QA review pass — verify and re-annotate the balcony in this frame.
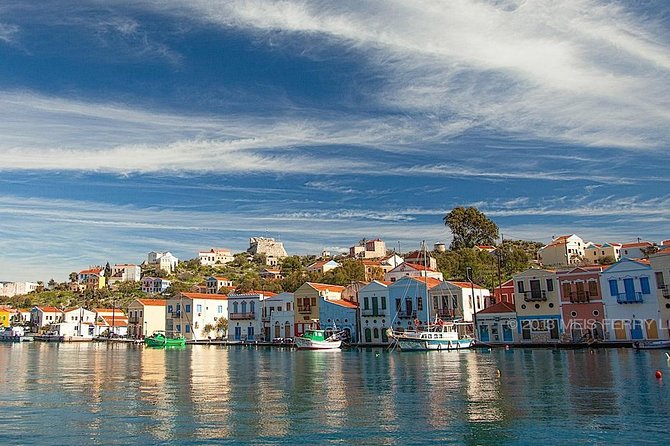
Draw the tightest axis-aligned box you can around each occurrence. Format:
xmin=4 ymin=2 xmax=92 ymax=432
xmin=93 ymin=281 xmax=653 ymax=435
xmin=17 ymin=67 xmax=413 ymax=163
xmin=660 ymin=285 xmax=670 ymax=299
xmin=229 ymin=312 xmax=255 ymax=320
xmin=128 ymin=317 xmax=140 ymax=324
xmin=170 ymin=311 xmax=181 ymax=318
xmin=435 ymin=308 xmax=454 ymax=318
xmin=616 ymin=292 xmax=643 ymax=304
xmin=361 ymin=308 xmax=384 ymax=317
xmin=568 ymin=292 xmax=592 ymax=303
xmin=397 ymin=311 xmax=417 ymax=319
xmin=297 ymin=306 xmax=312 ymax=314
xmin=522 ymin=291 xmax=547 ymax=302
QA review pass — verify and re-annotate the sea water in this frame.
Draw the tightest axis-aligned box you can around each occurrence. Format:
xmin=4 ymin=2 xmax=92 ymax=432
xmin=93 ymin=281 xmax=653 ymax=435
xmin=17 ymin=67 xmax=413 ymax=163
xmin=1 ymin=343 xmax=669 ymax=445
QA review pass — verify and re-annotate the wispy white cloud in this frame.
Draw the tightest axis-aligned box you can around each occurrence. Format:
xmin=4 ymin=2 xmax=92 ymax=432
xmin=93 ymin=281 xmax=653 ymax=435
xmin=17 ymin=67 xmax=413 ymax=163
xmin=142 ymin=0 xmax=670 ymax=149
xmin=0 ymin=22 xmax=19 ymax=43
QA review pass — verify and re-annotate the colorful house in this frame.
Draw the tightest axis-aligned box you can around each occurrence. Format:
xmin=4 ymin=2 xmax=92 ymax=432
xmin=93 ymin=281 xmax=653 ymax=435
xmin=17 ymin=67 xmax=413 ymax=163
xmin=206 ymin=276 xmax=234 ymax=294
xmin=388 ymin=276 xmax=442 ymax=331
xmin=650 ymin=248 xmax=670 ymax=336
xmin=558 ymin=266 xmax=607 ymax=341
xmin=30 ymin=306 xmax=64 ymax=328
xmin=141 ymin=277 xmax=171 ymax=294
xmin=537 ymin=234 xmax=585 ymax=266
xmin=0 ymin=307 xmax=10 ymax=327
xmin=513 ymin=268 xmax=563 ymax=343
xmin=429 ymin=280 xmax=490 ymax=324
xmin=227 ymin=291 xmax=276 ymax=342
xmin=492 ymin=278 xmax=515 ymax=305
xmin=319 ymin=297 xmax=359 ymax=342
xmin=358 ymin=280 xmax=391 ymax=345
xmin=384 ymin=262 xmax=444 ymax=282
xmin=264 ymin=292 xmax=294 ymax=341
xmin=127 ymin=298 xmax=167 ymax=339
xmin=293 ymin=282 xmax=345 ymax=337
xmin=601 ymin=258 xmax=662 ymax=341
xmin=475 ymin=302 xmax=518 ymax=344
xmin=166 ymin=292 xmax=229 ymax=341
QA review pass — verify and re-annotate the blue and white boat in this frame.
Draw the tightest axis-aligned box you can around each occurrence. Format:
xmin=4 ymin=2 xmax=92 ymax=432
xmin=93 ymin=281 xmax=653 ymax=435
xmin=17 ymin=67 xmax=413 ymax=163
xmin=389 ymin=322 xmax=474 ymax=351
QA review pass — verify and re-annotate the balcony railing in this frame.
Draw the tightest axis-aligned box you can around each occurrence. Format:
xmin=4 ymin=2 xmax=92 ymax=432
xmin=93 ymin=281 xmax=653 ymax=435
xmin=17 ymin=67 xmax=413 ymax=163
xmin=397 ymin=311 xmax=417 ymax=319
xmin=297 ymin=306 xmax=312 ymax=314
xmin=361 ymin=308 xmax=384 ymax=317
xmin=616 ymin=292 xmax=643 ymax=304
xmin=128 ymin=317 xmax=140 ymax=324
xmin=568 ymin=292 xmax=592 ymax=303
xmin=522 ymin=291 xmax=547 ymax=302
xmin=229 ymin=312 xmax=255 ymax=320
xmin=660 ymin=285 xmax=670 ymax=298
xmin=435 ymin=308 xmax=454 ymax=318
xmin=170 ymin=311 xmax=181 ymax=318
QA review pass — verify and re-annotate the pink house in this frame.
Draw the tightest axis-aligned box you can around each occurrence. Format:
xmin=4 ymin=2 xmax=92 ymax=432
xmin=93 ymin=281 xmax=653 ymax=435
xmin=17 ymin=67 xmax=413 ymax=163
xmin=493 ymin=278 xmax=515 ymax=305
xmin=558 ymin=266 xmax=607 ymax=341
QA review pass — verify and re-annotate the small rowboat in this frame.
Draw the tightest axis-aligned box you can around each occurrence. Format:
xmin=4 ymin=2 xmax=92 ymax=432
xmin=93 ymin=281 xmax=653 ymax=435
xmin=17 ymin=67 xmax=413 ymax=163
xmin=633 ymin=340 xmax=670 ymax=350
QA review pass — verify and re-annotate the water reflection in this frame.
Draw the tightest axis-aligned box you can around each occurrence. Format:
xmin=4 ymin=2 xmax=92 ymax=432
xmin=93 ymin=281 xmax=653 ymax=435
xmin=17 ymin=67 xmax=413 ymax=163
xmin=1 ymin=344 xmax=670 ymax=445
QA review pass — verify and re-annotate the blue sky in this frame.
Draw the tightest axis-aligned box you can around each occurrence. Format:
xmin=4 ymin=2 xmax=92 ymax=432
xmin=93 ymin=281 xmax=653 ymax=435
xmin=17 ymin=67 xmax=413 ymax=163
xmin=1 ymin=0 xmax=669 ymax=282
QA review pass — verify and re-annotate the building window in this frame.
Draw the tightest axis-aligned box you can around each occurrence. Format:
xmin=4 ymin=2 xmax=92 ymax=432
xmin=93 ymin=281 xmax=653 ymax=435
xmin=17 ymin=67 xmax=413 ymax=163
xmin=217 ymin=305 xmax=223 ymax=313
xmin=168 ymin=305 xmax=173 ymax=313
xmin=373 ymin=328 xmax=379 ymax=339
xmin=640 ymin=277 xmax=651 ymax=295
xmin=176 ymin=324 xmax=181 ymax=332
xmin=250 ymin=301 xmax=255 ymax=313
xmin=363 ymin=297 xmax=370 ymax=310
xmin=233 ymin=302 xmax=239 ymax=313
xmin=546 ymin=279 xmax=554 ymax=292
xmin=656 ymin=272 xmax=665 ymax=289
xmin=381 ymin=297 xmax=386 ymax=310
xmin=608 ymin=280 xmax=619 ymax=297
xmin=186 ymin=325 xmax=191 ymax=333
xmin=196 ymin=304 xmax=202 ymax=312
xmin=588 ymin=281 xmax=598 ymax=298
xmin=417 ymin=297 xmax=423 ymax=311
xmin=185 ymin=304 xmax=191 ymax=313
xmin=517 ymin=281 xmax=525 ymax=293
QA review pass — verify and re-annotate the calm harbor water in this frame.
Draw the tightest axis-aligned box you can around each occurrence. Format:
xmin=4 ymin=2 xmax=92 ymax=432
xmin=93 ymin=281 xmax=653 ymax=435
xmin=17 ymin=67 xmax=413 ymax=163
xmin=1 ymin=343 xmax=669 ymax=445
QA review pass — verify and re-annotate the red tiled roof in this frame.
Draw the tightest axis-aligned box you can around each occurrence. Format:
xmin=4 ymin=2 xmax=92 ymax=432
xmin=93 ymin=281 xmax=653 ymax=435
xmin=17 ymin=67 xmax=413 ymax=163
xmin=79 ymin=268 xmax=103 ymax=274
xmin=621 ymin=242 xmax=652 ymax=248
xmin=36 ymin=306 xmax=62 ymax=313
xmin=181 ymin=292 xmax=228 ymax=300
xmin=407 ymin=276 xmax=442 ymax=289
xmin=403 ymin=262 xmax=437 ymax=272
xmin=447 ymin=281 xmax=488 ymax=290
xmin=100 ymin=315 xmax=128 ymax=327
xmin=137 ymin=298 xmax=167 ymax=306
xmin=307 ymin=282 xmax=346 ymax=293
xmin=477 ymin=302 xmax=515 ymax=314
xmin=328 ymin=299 xmax=358 ymax=309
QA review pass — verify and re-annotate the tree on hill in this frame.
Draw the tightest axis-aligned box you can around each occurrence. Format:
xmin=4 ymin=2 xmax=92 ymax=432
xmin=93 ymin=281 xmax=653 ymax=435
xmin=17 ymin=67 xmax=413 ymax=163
xmin=443 ymin=206 xmax=499 ymax=250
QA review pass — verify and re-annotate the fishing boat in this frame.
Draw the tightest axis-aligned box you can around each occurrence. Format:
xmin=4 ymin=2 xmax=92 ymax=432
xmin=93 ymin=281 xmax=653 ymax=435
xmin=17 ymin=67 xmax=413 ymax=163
xmin=144 ymin=331 xmax=186 ymax=347
xmin=295 ymin=329 xmax=343 ymax=350
xmin=633 ymin=340 xmax=670 ymax=350
xmin=0 ymin=326 xmax=33 ymax=342
xmin=389 ymin=322 xmax=474 ymax=351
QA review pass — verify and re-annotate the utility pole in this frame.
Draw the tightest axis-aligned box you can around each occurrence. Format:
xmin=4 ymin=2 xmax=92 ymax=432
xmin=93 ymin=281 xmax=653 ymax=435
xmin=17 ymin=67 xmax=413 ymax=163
xmin=467 ymin=266 xmax=478 ymax=340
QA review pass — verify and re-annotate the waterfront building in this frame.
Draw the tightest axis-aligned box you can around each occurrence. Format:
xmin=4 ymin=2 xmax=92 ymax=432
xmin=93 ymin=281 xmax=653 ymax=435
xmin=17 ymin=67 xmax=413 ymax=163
xmin=492 ymin=278 xmax=515 ymax=305
xmin=557 ymin=266 xmax=607 ymax=341
xmin=584 ymin=242 xmax=621 ymax=264
xmin=127 ymin=298 xmax=167 ymax=338
xmin=147 ymin=251 xmax=179 ymax=274
xmin=319 ymin=296 xmax=359 ymax=342
xmin=307 ymin=259 xmax=341 ymax=274
xmin=198 ymin=248 xmax=234 ymax=266
xmin=650 ymin=248 xmax=670 ymax=336
xmin=94 ymin=308 xmax=128 ymax=337
xmin=475 ymin=302 xmax=518 ymax=344
xmin=388 ymin=276 xmax=442 ymax=331
xmin=141 ymin=277 xmax=171 ymax=294
xmin=384 ymin=262 xmax=444 ymax=282
xmin=341 ymin=281 xmax=367 ymax=304
xmin=601 ymin=258 xmax=662 ymax=341
xmin=513 ymin=268 xmax=563 ymax=343
xmin=227 ymin=291 xmax=276 ymax=342
xmin=264 ymin=292 xmax=294 ymax=341
xmin=358 ymin=280 xmax=391 ymax=345
xmin=537 ymin=234 xmax=586 ymax=266
xmin=620 ymin=241 xmax=654 ymax=259
xmin=10 ymin=308 xmax=31 ymax=325
xmin=349 ymin=238 xmax=386 ymax=259
xmin=166 ymin=292 xmax=229 ymax=341
xmin=428 ymin=280 xmax=489 ymax=325
xmin=30 ymin=306 xmax=64 ymax=328
xmin=62 ymin=307 xmax=97 ymax=326
xmin=206 ymin=276 xmax=234 ymax=294
xmin=0 ymin=307 xmax=9 ymax=327
xmin=293 ymin=282 xmax=345 ymax=337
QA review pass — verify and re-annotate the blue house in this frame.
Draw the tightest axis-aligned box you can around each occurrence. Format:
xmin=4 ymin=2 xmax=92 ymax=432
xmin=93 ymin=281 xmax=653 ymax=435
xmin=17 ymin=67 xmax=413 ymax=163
xmin=388 ymin=276 xmax=442 ymax=331
xmin=319 ymin=297 xmax=359 ymax=342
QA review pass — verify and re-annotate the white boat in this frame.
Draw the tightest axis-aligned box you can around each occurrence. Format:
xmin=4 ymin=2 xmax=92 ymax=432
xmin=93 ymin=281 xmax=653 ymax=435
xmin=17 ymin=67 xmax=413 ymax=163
xmin=295 ymin=329 xmax=342 ymax=350
xmin=633 ymin=340 xmax=670 ymax=350
xmin=389 ymin=322 xmax=474 ymax=351
xmin=0 ymin=326 xmax=33 ymax=342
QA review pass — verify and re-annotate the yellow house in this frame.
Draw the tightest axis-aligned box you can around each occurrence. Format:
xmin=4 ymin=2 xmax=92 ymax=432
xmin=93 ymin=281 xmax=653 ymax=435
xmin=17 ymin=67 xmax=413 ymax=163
xmin=293 ymin=282 xmax=345 ymax=337
xmin=0 ymin=308 xmax=10 ymax=327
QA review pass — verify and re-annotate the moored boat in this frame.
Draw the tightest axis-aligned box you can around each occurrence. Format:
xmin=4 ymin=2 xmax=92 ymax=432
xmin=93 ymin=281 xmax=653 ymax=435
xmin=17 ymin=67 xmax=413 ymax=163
xmin=295 ymin=329 xmax=342 ymax=350
xmin=144 ymin=331 xmax=186 ymax=347
xmin=633 ymin=340 xmax=670 ymax=350
xmin=0 ymin=326 xmax=33 ymax=342
xmin=389 ymin=322 xmax=474 ymax=351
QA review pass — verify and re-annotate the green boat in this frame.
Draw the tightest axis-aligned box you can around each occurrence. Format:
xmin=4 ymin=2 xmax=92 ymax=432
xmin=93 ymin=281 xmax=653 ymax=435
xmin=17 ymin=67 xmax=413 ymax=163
xmin=144 ymin=331 xmax=186 ymax=347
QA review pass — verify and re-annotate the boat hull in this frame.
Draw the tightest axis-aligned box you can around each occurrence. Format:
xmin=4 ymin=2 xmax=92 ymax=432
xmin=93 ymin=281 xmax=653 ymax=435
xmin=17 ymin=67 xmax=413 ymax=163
xmin=397 ymin=337 xmax=474 ymax=351
xmin=294 ymin=337 xmax=341 ymax=350
xmin=144 ymin=336 xmax=186 ymax=347
xmin=634 ymin=340 xmax=670 ymax=350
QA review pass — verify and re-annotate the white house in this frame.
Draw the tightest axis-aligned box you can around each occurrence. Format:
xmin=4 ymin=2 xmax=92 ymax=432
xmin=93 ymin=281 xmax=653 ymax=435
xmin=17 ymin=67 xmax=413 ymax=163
xmin=127 ymin=298 xmax=167 ymax=339
xmin=264 ymin=292 xmax=294 ymax=341
xmin=110 ymin=264 xmax=142 ymax=282
xmin=349 ymin=238 xmax=386 ymax=259
xmin=600 ymin=258 xmax=662 ymax=341
xmin=358 ymin=280 xmax=391 ymax=345
xmin=475 ymin=302 xmax=518 ymax=344
xmin=384 ymin=262 xmax=444 ymax=282
xmin=94 ymin=308 xmax=128 ymax=337
xmin=166 ymin=292 xmax=228 ymax=341
xmin=307 ymin=259 xmax=341 ymax=274
xmin=0 ymin=281 xmax=38 ymax=297
xmin=147 ymin=251 xmax=179 ymax=274
xmin=198 ymin=248 xmax=234 ymax=266
xmin=227 ymin=291 xmax=276 ymax=342
xmin=650 ymin=248 xmax=670 ymax=337
xmin=30 ymin=306 xmax=63 ymax=328
xmin=429 ymin=281 xmax=490 ymax=323
xmin=141 ymin=277 xmax=171 ymax=294
xmin=537 ymin=234 xmax=586 ymax=266
xmin=62 ymin=307 xmax=96 ymax=325
xmin=206 ymin=276 xmax=234 ymax=294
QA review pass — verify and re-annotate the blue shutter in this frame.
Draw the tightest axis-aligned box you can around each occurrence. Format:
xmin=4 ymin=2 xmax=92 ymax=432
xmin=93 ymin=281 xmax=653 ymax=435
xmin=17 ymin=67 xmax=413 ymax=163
xmin=609 ymin=280 xmax=619 ymax=297
xmin=640 ymin=277 xmax=651 ymax=295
